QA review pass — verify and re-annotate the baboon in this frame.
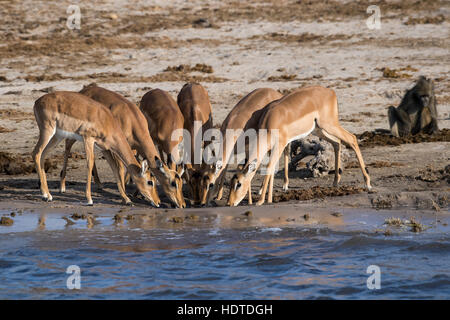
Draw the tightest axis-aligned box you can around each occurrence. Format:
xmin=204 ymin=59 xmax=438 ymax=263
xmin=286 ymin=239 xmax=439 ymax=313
xmin=388 ymin=76 xmax=438 ymax=137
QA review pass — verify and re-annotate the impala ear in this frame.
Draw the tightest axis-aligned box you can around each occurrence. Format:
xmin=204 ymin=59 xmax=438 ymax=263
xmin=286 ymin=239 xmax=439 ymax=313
xmin=185 ymin=166 xmax=193 ymax=178
xmin=155 ymin=157 xmax=165 ymax=173
xmin=244 ymin=159 xmax=257 ymax=177
xmin=214 ymin=160 xmax=223 ymax=174
xmin=140 ymin=160 xmax=149 ymax=177
xmin=167 ymin=155 xmax=173 ymax=168
xmin=177 ymin=164 xmax=184 ymax=177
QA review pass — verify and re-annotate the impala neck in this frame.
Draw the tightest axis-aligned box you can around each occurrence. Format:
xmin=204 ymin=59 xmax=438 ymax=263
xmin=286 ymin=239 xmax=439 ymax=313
xmin=137 ymin=133 xmax=160 ymax=169
xmin=110 ymin=134 xmax=141 ymax=174
xmin=213 ymin=131 xmax=237 ymax=179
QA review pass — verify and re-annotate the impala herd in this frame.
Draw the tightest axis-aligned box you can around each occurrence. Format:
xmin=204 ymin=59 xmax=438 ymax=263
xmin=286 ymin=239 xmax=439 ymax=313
xmin=32 ymin=83 xmax=371 ymax=208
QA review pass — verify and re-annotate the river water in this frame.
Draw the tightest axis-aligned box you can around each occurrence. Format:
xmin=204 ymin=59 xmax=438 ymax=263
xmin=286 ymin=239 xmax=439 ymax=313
xmin=0 ymin=211 xmax=449 ymax=299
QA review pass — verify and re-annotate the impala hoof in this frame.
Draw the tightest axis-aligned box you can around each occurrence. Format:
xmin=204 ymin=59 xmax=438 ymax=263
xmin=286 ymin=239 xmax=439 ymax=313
xmin=86 ymin=200 xmax=94 ymax=206
xmin=126 ymin=201 xmax=134 ymax=207
xmin=42 ymin=193 xmax=53 ymax=202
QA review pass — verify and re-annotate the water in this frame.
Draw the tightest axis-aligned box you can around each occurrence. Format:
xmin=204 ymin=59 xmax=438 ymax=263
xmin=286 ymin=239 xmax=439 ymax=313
xmin=0 ymin=212 xmax=449 ymax=299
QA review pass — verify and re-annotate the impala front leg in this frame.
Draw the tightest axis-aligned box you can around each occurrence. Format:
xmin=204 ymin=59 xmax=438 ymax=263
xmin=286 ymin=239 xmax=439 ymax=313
xmin=60 ymin=139 xmax=76 ymax=193
xmin=256 ymin=141 xmax=285 ymax=206
xmin=256 ymin=175 xmax=270 ymax=206
xmin=84 ymin=138 xmax=95 ymax=206
xmin=268 ymin=174 xmax=274 ymax=203
xmin=283 ymin=144 xmax=289 ymax=192
xmin=92 ymin=162 xmax=103 ymax=189
xmin=248 ymin=180 xmax=252 ymax=205
xmin=102 ymin=151 xmax=132 ymax=205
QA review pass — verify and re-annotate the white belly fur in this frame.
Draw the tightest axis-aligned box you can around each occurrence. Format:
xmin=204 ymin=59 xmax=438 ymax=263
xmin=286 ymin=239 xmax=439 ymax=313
xmin=55 ymin=128 xmax=83 ymax=141
xmin=287 ymin=122 xmax=315 ymax=144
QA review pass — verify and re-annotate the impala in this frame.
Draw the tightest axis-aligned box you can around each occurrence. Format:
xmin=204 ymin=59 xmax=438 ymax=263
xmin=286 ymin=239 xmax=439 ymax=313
xmin=177 ymin=83 xmax=213 ymax=205
xmin=32 ymin=91 xmax=157 ymax=206
xmin=59 ymin=84 xmax=185 ymax=207
xmin=227 ymin=86 xmax=372 ymax=206
xmin=140 ymin=88 xmax=186 ymax=208
xmin=199 ymin=88 xmax=283 ymax=206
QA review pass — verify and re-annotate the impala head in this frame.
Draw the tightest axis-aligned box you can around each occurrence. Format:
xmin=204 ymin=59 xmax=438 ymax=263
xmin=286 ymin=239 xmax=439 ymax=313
xmin=199 ymin=160 xmax=222 ymax=206
xmin=154 ymin=156 xmax=186 ymax=208
xmin=227 ymin=159 xmax=257 ymax=206
xmin=145 ymin=170 xmax=159 ymax=205
xmin=132 ymin=160 xmax=161 ymax=207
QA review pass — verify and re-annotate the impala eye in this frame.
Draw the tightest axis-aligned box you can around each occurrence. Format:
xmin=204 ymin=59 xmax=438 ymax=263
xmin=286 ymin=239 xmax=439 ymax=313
xmin=147 ymin=180 xmax=153 ymax=186
xmin=237 ymin=182 xmax=242 ymax=189
xmin=171 ymin=181 xmax=177 ymax=188
xmin=209 ymin=183 xmax=214 ymax=189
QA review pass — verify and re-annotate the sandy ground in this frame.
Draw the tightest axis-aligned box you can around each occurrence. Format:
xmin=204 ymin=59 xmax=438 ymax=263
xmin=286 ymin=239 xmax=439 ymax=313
xmin=0 ymin=0 xmax=449 ymax=230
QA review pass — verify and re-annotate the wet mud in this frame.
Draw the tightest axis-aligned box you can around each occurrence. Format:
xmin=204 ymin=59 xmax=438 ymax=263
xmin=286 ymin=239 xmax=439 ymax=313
xmin=357 ymin=129 xmax=450 ymax=148
xmin=0 ymin=151 xmax=58 ymax=175
xmin=272 ymin=185 xmax=365 ymax=203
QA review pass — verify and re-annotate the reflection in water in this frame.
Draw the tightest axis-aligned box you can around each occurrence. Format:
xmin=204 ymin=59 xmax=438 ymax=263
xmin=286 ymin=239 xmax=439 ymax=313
xmin=37 ymin=213 xmax=46 ymax=231
xmin=0 ymin=225 xmax=449 ymax=299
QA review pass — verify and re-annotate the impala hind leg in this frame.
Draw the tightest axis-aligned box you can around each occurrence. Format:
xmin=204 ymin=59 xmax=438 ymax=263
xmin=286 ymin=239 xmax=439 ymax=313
xmin=32 ymin=128 xmax=57 ymax=201
xmin=321 ymin=125 xmax=371 ymax=190
xmin=316 ymin=129 xmax=342 ymax=187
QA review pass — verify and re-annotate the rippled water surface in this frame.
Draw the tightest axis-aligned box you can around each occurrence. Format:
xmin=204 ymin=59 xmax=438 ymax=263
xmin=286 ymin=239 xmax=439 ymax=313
xmin=0 ymin=213 xmax=449 ymax=299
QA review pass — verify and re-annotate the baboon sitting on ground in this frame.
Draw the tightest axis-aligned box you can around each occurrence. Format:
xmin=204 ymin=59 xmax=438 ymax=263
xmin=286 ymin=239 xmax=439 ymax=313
xmin=388 ymin=76 xmax=438 ymax=137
